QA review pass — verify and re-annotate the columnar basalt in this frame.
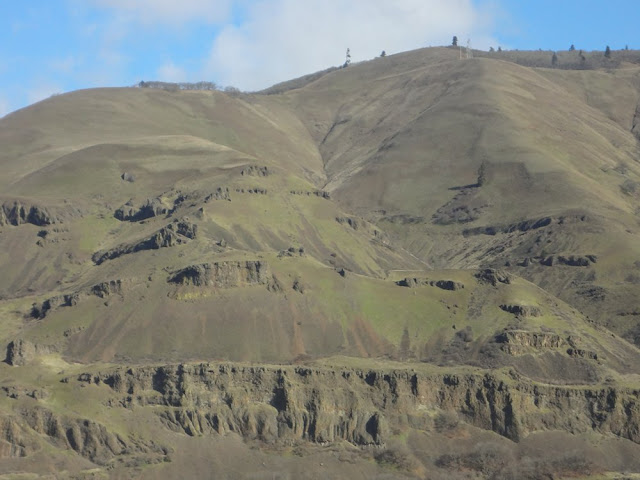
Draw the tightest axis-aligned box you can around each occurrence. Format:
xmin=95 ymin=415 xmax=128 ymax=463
xmin=89 ymin=363 xmax=640 ymax=446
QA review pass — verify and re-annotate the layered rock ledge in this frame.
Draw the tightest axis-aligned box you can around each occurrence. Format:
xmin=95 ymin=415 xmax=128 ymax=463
xmin=78 ymin=363 xmax=640 ymax=446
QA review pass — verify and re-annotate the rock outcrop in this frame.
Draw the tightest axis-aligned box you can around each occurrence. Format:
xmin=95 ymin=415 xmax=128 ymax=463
xmin=499 ymin=304 xmax=542 ymax=317
xmin=5 ymin=340 xmax=59 ymax=366
xmin=462 ymin=214 xmax=589 ymax=237
xmin=31 ymin=293 xmax=80 ymax=319
xmin=515 ymin=254 xmax=597 ymax=268
xmin=567 ymin=348 xmax=598 ymax=360
xmin=475 ymin=269 xmax=511 ymax=286
xmin=114 ymin=198 xmax=170 ymax=222
xmin=90 ymin=363 xmax=640 ymax=446
xmin=540 ymin=255 xmax=597 ymax=267
xmin=31 ymin=279 xmax=130 ymax=320
xmin=432 ymin=187 xmax=489 ymax=225
xmin=0 ymin=201 xmax=57 ymax=226
xmin=494 ymin=330 xmax=565 ymax=355
xmin=396 ymin=278 xmax=464 ymax=291
xmin=93 ymin=220 xmax=197 ymax=265
xmin=168 ymin=261 xmax=271 ymax=288
xmin=115 ymin=189 xmax=231 ymax=221
xmin=235 ymin=187 xmax=267 ymax=195
xmin=0 ymin=416 xmax=35 ymax=458
xmin=382 ymin=214 xmax=425 ymax=225
xmin=22 ymin=407 xmax=131 ymax=464
xmin=1 ymin=385 xmax=47 ymax=401
xmin=289 ymin=190 xmax=331 ymax=199
xmin=90 ymin=279 xmax=125 ymax=298
xmin=292 ymin=276 xmax=306 ymax=294
xmin=0 ymin=405 xmax=166 ymax=465
xmin=241 ymin=165 xmax=270 ymax=177
xmin=278 ymin=246 xmax=305 ymax=258
xmin=463 ymin=217 xmax=552 ymax=236
xmin=203 ymin=187 xmax=231 ymax=202
xmin=336 ymin=216 xmax=360 ymax=230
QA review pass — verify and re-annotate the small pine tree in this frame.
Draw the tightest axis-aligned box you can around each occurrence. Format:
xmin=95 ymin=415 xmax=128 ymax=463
xmin=552 ymin=52 xmax=558 ymax=66
xmin=452 ymin=36 xmax=458 ymax=47
xmin=569 ymin=44 xmax=575 ymax=51
xmin=489 ymin=46 xmax=495 ymax=52
xmin=380 ymin=50 xmax=386 ymax=57
xmin=605 ymin=45 xmax=611 ymax=58
xmin=497 ymin=46 xmax=502 ymax=52
xmin=625 ymin=44 xmax=629 ymax=50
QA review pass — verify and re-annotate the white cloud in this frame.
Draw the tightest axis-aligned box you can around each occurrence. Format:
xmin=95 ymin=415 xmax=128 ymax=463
xmin=205 ymin=0 xmax=499 ymax=91
xmin=157 ymin=61 xmax=187 ymax=82
xmin=92 ymin=0 xmax=233 ymax=25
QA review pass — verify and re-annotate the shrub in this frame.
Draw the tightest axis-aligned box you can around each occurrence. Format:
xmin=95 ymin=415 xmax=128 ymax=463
xmin=621 ymin=179 xmax=638 ymax=195
xmin=434 ymin=411 xmax=459 ymax=432
xmin=375 ymin=442 xmax=422 ymax=472
xmin=435 ymin=442 xmax=514 ymax=477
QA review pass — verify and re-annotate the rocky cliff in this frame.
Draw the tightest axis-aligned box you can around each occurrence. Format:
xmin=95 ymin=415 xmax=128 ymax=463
xmin=0 ymin=201 xmax=57 ymax=226
xmin=82 ymin=362 xmax=640 ymax=446
xmin=92 ymin=220 xmax=198 ymax=265
xmin=5 ymin=340 xmax=59 ymax=366
xmin=168 ymin=261 xmax=272 ymax=288
xmin=0 ymin=405 xmax=167 ymax=464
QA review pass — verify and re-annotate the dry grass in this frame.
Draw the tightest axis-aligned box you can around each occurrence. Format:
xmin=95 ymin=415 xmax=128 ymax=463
xmin=1 ymin=45 xmax=640 ymax=478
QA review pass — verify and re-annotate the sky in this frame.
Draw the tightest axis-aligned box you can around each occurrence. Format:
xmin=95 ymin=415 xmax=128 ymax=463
xmin=0 ymin=0 xmax=637 ymax=117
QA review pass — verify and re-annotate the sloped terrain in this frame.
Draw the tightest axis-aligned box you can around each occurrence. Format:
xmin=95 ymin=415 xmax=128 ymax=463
xmin=1 ymin=46 xmax=640 ymax=478
xmin=282 ymin=47 xmax=640 ymax=342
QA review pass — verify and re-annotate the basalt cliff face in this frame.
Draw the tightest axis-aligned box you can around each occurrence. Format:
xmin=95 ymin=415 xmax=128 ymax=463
xmin=95 ymin=363 xmax=640 ymax=445
xmin=2 ymin=46 xmax=640 ymax=478
xmin=3 ymin=361 xmax=640 ymax=478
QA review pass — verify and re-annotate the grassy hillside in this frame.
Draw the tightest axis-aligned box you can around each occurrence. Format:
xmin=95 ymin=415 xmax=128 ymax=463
xmin=2 ymin=45 xmax=640 ymax=478
xmin=0 ymin=45 xmax=639 ymax=357
xmin=279 ymin=47 xmax=640 ymax=342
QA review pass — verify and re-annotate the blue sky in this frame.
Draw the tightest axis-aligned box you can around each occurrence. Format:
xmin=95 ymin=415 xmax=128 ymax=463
xmin=0 ymin=1 xmax=637 ymax=117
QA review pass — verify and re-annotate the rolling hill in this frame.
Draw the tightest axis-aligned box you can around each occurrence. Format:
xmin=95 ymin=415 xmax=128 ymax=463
xmin=2 ymin=46 xmax=640 ymax=478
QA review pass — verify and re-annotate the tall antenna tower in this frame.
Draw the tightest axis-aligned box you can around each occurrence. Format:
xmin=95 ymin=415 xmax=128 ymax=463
xmin=343 ymin=48 xmax=351 ymax=68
